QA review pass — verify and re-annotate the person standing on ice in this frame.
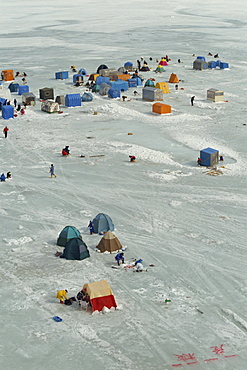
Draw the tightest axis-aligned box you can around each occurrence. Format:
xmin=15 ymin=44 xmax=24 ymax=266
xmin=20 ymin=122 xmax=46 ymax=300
xmin=191 ymin=96 xmax=195 ymax=106
xmin=49 ymin=164 xmax=56 ymax=178
xmin=3 ymin=126 xmax=9 ymax=138
xmin=88 ymin=220 xmax=94 ymax=235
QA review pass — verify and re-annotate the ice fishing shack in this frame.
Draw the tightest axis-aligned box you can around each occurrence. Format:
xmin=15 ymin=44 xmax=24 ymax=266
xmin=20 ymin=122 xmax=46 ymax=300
xmin=199 ymin=147 xmax=219 ymax=166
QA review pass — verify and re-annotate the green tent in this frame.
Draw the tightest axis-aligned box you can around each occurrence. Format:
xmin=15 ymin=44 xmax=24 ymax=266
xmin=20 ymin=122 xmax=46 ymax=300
xmin=60 ymin=237 xmax=90 ymax=260
xmin=57 ymin=226 xmax=82 ymax=247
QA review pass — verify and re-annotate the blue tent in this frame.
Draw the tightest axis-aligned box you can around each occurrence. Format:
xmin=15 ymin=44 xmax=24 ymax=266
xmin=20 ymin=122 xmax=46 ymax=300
xmin=78 ymin=68 xmax=87 ymax=75
xmin=57 ymin=226 xmax=82 ymax=247
xmin=2 ymin=105 xmax=14 ymax=120
xmin=92 ymin=213 xmax=114 ymax=234
xmin=110 ymin=80 xmax=128 ymax=92
xmin=81 ymin=92 xmax=93 ymax=102
xmin=96 ymin=76 xmax=110 ymax=85
xmin=128 ymin=79 xmax=137 ymax=88
xmin=131 ymin=75 xmax=142 ymax=86
xmin=18 ymin=85 xmax=29 ymax=95
xmin=8 ymin=83 xmax=19 ymax=92
xmin=65 ymin=93 xmax=81 ymax=107
xmin=108 ymin=88 xmax=120 ymax=99
xmin=73 ymin=74 xmax=84 ymax=84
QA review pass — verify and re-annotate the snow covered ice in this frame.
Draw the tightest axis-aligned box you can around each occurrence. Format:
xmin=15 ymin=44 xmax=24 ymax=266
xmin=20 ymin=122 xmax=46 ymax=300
xmin=0 ymin=1 xmax=246 ymax=369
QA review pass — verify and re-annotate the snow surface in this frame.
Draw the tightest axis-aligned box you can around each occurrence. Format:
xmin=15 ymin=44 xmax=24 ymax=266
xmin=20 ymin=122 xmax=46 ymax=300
xmin=0 ymin=1 xmax=246 ymax=369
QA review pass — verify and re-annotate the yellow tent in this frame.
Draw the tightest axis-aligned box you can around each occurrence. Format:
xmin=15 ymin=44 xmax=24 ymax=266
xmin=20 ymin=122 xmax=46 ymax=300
xmin=155 ymin=82 xmax=170 ymax=93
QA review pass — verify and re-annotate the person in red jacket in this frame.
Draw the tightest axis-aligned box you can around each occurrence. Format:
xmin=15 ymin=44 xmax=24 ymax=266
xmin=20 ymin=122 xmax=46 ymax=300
xmin=3 ymin=126 xmax=9 ymax=138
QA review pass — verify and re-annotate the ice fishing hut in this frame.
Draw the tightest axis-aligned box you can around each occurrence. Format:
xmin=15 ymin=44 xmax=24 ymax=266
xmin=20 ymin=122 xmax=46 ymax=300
xmin=65 ymin=93 xmax=81 ymax=107
xmin=18 ymin=85 xmax=29 ymax=95
xmin=207 ymin=88 xmax=224 ymax=102
xmin=8 ymin=83 xmax=19 ymax=93
xmin=152 ymin=103 xmax=171 ymax=115
xmin=142 ymin=87 xmax=163 ymax=101
xmin=1 ymin=70 xmax=14 ymax=81
xmin=73 ymin=74 xmax=84 ymax=85
xmin=2 ymin=105 xmax=14 ymax=119
xmin=41 ymin=100 xmax=60 ymax=113
xmin=55 ymin=95 xmax=65 ymax=105
xmin=199 ymin=147 xmax=219 ymax=166
xmin=39 ymin=87 xmax=54 ymax=100
xmin=193 ymin=59 xmax=208 ymax=70
xmin=22 ymin=92 xmax=36 ymax=106
xmin=55 ymin=71 xmax=69 ymax=80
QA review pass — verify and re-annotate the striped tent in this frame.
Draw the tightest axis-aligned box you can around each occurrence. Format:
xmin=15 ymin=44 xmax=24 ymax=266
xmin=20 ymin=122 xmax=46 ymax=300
xmin=83 ymin=280 xmax=117 ymax=312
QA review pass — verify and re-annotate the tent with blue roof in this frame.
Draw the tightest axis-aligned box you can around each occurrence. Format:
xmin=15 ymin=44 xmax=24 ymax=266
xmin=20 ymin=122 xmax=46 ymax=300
xmin=81 ymin=92 xmax=93 ymax=101
xmin=92 ymin=213 xmax=114 ymax=234
xmin=57 ymin=226 xmax=82 ymax=247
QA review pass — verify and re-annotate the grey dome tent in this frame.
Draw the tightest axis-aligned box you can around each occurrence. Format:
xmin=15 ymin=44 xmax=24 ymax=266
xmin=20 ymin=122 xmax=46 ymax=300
xmin=92 ymin=213 xmax=114 ymax=234
xmin=60 ymin=237 xmax=90 ymax=260
xmin=57 ymin=226 xmax=82 ymax=247
xmin=81 ymin=92 xmax=93 ymax=101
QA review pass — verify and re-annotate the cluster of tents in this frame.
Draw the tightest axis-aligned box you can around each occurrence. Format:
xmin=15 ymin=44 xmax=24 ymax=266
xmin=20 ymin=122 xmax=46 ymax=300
xmin=56 ymin=213 xmax=121 ymax=312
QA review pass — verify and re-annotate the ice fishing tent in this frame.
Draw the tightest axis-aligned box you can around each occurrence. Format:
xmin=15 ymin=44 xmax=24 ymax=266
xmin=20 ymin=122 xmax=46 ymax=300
xmin=124 ymin=61 xmax=133 ymax=71
xmin=99 ymin=83 xmax=111 ymax=96
xmin=2 ymin=70 xmax=14 ymax=81
xmin=99 ymin=68 xmax=117 ymax=77
xmin=96 ymin=231 xmax=123 ymax=253
xmin=155 ymin=65 xmax=165 ymax=73
xmin=155 ymin=82 xmax=170 ymax=93
xmin=73 ymin=74 xmax=84 ymax=84
xmin=65 ymin=93 xmax=81 ymax=107
xmin=41 ymin=100 xmax=60 ymax=113
xmin=169 ymin=73 xmax=179 ymax=83
xmin=81 ymin=92 xmax=93 ymax=102
xmin=199 ymin=147 xmax=219 ymax=166
xmin=57 ymin=225 xmax=82 ymax=247
xmin=152 ymin=103 xmax=171 ymax=115
xmin=140 ymin=65 xmax=150 ymax=72
xmin=39 ymin=87 xmax=54 ymax=100
xmin=128 ymin=78 xmax=138 ymax=88
xmin=22 ymin=92 xmax=36 ymax=106
xmin=110 ymin=80 xmax=128 ymax=92
xmin=108 ymin=88 xmax=120 ymax=99
xmin=78 ymin=68 xmax=87 ymax=75
xmin=142 ymin=87 xmax=163 ymax=101
xmin=96 ymin=76 xmax=110 ymax=85
xmin=159 ymin=59 xmax=168 ymax=66
xmin=92 ymin=84 xmax=100 ymax=93
xmin=60 ymin=237 xmax=90 ymax=260
xmin=96 ymin=64 xmax=108 ymax=74
xmin=18 ymin=85 xmax=29 ymax=95
xmin=92 ymin=213 xmax=114 ymax=234
xmin=131 ymin=75 xmax=142 ymax=86
xmin=193 ymin=59 xmax=208 ymax=70
xmin=2 ymin=105 xmax=14 ymax=119
xmin=83 ymin=280 xmax=117 ymax=312
xmin=55 ymin=95 xmax=65 ymax=105
xmin=207 ymin=88 xmax=224 ymax=102
xmin=8 ymin=83 xmax=19 ymax=92
xmin=144 ymin=79 xmax=155 ymax=87
xmin=116 ymin=74 xmax=131 ymax=81
xmin=55 ymin=71 xmax=69 ymax=80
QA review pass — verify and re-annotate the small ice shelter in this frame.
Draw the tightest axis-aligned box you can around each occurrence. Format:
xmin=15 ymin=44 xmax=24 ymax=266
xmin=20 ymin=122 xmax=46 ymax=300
xmin=199 ymin=147 xmax=219 ymax=166
xmin=8 ymin=83 xmax=19 ymax=93
xmin=41 ymin=100 xmax=60 ymax=113
xmin=55 ymin=95 xmax=65 ymax=105
xmin=22 ymin=92 xmax=36 ymax=106
xmin=193 ymin=59 xmax=208 ymax=70
xmin=155 ymin=82 xmax=170 ymax=93
xmin=83 ymin=280 xmax=117 ymax=312
xmin=207 ymin=88 xmax=224 ymax=102
xmin=65 ymin=93 xmax=81 ymax=107
xmin=168 ymin=73 xmax=179 ymax=83
xmin=142 ymin=87 xmax=163 ymax=101
xmin=1 ymin=70 xmax=14 ymax=81
xmin=18 ymin=85 xmax=29 ymax=95
xmin=39 ymin=87 xmax=54 ymax=100
xmin=55 ymin=71 xmax=69 ymax=80
xmin=152 ymin=103 xmax=171 ymax=115
xmin=2 ymin=105 xmax=14 ymax=119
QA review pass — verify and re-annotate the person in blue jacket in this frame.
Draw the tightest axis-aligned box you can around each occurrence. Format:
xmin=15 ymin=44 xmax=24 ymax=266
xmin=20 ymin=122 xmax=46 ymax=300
xmin=88 ymin=220 xmax=94 ymax=235
xmin=1 ymin=173 xmax=6 ymax=181
xmin=115 ymin=252 xmax=124 ymax=266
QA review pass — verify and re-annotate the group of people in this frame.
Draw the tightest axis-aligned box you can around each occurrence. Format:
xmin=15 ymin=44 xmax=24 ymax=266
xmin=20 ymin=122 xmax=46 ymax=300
xmin=115 ymin=252 xmax=144 ymax=272
xmin=56 ymin=288 xmax=91 ymax=309
xmin=0 ymin=172 xmax=11 ymax=181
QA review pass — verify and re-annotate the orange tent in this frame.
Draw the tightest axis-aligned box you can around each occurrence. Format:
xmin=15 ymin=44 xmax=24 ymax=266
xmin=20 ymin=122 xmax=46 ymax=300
xmin=169 ymin=73 xmax=179 ymax=83
xmin=2 ymin=70 xmax=14 ymax=81
xmin=83 ymin=280 xmax=117 ymax=312
xmin=152 ymin=103 xmax=171 ymax=114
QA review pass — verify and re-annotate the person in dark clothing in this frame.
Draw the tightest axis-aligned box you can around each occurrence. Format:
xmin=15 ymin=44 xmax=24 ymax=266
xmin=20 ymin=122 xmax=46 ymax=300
xmin=191 ymin=96 xmax=195 ymax=106
xmin=3 ymin=126 xmax=9 ymax=138
xmin=6 ymin=172 xmax=11 ymax=179
xmin=88 ymin=220 xmax=94 ymax=235
xmin=214 ymin=53 xmax=219 ymax=58
xmin=115 ymin=252 xmax=124 ymax=266
xmin=137 ymin=60 xmax=141 ymax=70
xmin=62 ymin=146 xmax=70 ymax=156
xmin=175 ymin=84 xmax=178 ymax=90
xmin=14 ymin=99 xmax=17 ymax=108
xmin=178 ymin=59 xmax=181 ymax=63
xmin=17 ymin=104 xmax=21 ymax=111
xmin=129 ymin=155 xmax=136 ymax=162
